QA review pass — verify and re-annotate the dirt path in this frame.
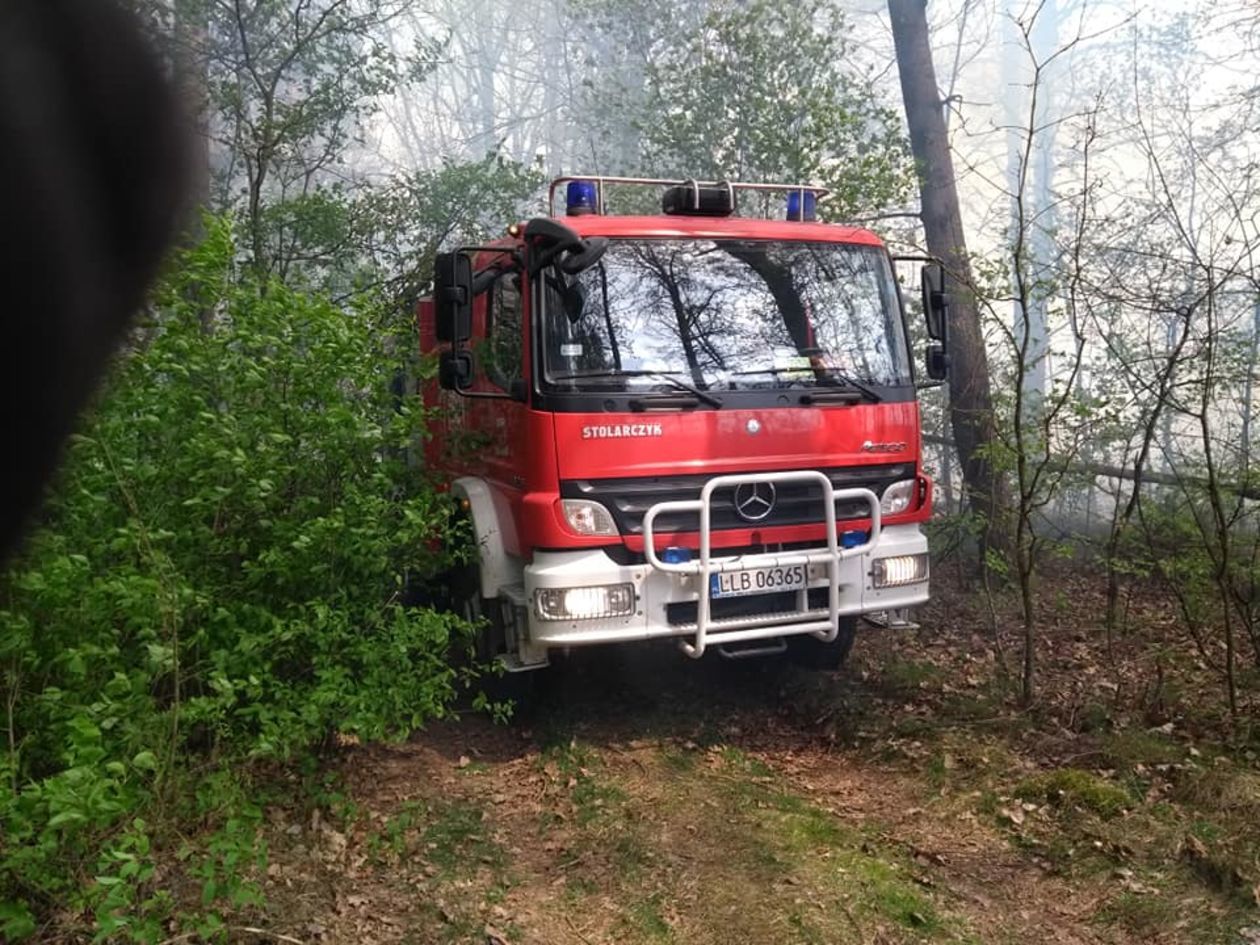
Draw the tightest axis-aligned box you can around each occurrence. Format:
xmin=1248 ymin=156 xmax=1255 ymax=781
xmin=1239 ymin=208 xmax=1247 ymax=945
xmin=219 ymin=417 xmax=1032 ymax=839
xmin=250 ymin=636 xmax=1213 ymax=945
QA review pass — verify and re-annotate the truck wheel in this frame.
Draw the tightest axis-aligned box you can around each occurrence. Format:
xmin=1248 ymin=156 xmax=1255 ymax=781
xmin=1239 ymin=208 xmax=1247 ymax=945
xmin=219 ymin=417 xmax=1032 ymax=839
xmin=788 ymin=617 xmax=857 ymax=670
xmin=452 ymin=564 xmax=537 ymax=709
xmin=453 ymin=565 xmax=499 ymax=661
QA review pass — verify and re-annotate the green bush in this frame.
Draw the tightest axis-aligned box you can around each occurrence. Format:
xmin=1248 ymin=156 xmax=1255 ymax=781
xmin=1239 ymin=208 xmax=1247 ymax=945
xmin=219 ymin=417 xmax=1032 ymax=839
xmin=0 ymin=219 xmax=469 ymax=938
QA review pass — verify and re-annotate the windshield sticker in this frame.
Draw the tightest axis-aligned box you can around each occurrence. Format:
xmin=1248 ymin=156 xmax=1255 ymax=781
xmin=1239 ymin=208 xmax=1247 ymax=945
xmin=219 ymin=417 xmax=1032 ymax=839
xmin=773 ymin=352 xmax=813 ymax=379
xmin=582 ymin=423 xmax=664 ymax=439
xmin=560 ymin=343 xmax=583 ymax=356
xmin=773 ymin=354 xmax=811 ymax=370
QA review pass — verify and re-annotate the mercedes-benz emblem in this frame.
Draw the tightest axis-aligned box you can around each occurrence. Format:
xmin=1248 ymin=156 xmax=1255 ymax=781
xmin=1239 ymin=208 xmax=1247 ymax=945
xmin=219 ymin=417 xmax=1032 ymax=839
xmin=733 ymin=481 xmax=776 ymax=522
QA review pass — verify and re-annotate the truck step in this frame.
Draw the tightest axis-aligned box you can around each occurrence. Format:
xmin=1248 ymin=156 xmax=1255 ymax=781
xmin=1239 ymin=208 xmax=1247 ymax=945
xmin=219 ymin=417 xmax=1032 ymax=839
xmin=862 ymin=609 xmax=920 ymax=631
xmin=499 ymin=652 xmax=549 ymax=673
xmin=500 ymin=583 xmax=528 ymax=607
xmin=495 ymin=584 xmax=548 ymax=671
xmin=715 ymin=638 xmax=788 ymax=660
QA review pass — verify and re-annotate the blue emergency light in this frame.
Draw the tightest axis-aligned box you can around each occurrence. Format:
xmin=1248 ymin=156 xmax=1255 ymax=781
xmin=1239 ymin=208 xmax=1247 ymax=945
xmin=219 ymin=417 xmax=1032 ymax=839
xmin=787 ymin=190 xmax=817 ymax=222
xmin=840 ymin=529 xmax=868 ymax=549
xmin=566 ymin=179 xmax=599 ymax=216
xmin=662 ymin=546 xmax=693 ymax=564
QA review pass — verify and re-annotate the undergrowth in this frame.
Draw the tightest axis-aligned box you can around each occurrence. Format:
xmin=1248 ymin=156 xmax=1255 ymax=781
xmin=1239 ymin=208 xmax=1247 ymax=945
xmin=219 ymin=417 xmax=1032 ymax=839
xmin=0 ymin=222 xmax=472 ymax=940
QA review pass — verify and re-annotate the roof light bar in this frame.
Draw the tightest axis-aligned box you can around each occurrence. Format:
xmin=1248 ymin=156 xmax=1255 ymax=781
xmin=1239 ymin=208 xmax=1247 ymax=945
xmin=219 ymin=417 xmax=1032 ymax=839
xmin=546 ymin=175 xmax=829 ymax=219
xmin=662 ymin=180 xmax=736 ymax=216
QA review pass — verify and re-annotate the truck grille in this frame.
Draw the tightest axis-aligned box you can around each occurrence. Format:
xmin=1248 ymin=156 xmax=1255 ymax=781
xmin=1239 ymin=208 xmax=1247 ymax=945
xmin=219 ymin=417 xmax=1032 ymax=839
xmin=560 ymin=464 xmax=912 ymax=536
xmin=666 ymin=588 xmax=832 ymax=626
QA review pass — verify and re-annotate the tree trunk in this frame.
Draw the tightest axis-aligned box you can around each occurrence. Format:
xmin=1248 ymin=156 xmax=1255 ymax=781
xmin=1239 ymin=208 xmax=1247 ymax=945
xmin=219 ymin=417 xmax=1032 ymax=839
xmin=172 ymin=0 xmax=215 ymax=324
xmin=888 ymin=0 xmax=1004 ymax=551
xmin=1242 ymin=297 xmax=1259 ymax=463
xmin=172 ymin=0 xmax=211 ymax=218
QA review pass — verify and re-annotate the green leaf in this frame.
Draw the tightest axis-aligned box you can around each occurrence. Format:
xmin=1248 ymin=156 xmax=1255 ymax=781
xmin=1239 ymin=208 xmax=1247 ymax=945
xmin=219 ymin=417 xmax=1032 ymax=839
xmin=0 ymin=901 xmax=37 ymax=941
xmin=47 ymin=811 xmax=88 ymax=830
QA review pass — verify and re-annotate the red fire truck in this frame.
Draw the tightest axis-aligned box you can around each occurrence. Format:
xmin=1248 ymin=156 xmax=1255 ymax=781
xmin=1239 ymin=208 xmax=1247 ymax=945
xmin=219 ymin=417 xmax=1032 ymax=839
xmin=419 ymin=176 xmax=948 ymax=674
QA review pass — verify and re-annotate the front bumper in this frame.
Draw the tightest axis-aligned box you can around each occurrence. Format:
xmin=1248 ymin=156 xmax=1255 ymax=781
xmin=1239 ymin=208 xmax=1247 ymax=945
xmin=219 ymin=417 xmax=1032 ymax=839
xmin=522 ymin=471 xmax=928 ymax=659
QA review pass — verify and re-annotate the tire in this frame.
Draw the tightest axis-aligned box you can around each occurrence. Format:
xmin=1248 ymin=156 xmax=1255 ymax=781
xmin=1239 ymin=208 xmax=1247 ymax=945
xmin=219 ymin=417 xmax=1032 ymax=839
xmin=788 ymin=616 xmax=858 ymax=670
xmin=451 ymin=563 xmax=501 ymax=662
xmin=400 ymin=568 xmax=443 ymax=609
xmin=450 ymin=563 xmax=538 ymax=709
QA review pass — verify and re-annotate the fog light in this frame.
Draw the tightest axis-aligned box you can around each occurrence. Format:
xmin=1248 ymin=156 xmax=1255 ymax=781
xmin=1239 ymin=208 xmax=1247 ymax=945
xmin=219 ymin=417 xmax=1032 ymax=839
xmin=872 ymin=553 xmax=928 ymax=588
xmin=536 ymin=583 xmax=635 ymax=620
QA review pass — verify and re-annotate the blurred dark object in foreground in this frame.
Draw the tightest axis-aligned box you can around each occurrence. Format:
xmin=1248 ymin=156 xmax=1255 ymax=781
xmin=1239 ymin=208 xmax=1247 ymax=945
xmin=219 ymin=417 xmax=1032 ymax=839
xmin=0 ymin=0 xmax=190 ymax=561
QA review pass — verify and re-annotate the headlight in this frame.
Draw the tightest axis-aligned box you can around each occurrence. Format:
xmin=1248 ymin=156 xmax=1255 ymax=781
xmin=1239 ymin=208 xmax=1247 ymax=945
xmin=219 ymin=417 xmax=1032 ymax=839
xmin=560 ymin=499 xmax=618 ymax=536
xmin=872 ymin=553 xmax=929 ymax=588
xmin=879 ymin=479 xmax=917 ymax=516
xmin=536 ymin=584 xmax=635 ymax=620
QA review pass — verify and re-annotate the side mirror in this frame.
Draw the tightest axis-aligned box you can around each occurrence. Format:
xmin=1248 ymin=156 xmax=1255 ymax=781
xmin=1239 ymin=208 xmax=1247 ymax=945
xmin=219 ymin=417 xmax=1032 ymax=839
xmin=434 ymin=252 xmax=473 ymax=344
xmin=926 ymin=342 xmax=949 ymax=381
xmin=524 ymin=218 xmax=608 ymax=276
xmin=438 ymin=350 xmax=474 ymax=390
xmin=558 ymin=237 xmax=608 ymax=275
xmin=920 ymin=262 xmax=948 ymax=342
xmin=561 ymin=279 xmax=587 ymax=323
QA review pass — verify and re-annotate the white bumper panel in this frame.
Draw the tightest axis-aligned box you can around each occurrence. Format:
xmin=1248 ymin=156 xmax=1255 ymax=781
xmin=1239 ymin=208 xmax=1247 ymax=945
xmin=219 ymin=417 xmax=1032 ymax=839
xmin=524 ymin=522 xmax=928 ymax=653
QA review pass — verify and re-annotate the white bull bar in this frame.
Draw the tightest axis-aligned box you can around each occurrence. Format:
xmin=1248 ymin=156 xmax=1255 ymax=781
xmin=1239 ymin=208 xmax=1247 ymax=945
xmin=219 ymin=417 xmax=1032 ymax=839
xmin=641 ymin=471 xmax=881 ymax=659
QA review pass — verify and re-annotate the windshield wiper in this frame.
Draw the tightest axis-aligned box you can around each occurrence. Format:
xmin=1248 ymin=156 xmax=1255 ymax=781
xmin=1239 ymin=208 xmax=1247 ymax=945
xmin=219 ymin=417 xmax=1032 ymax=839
xmin=726 ymin=366 xmax=880 ymax=402
xmin=552 ymin=369 xmax=670 ymax=380
xmin=550 ymin=369 xmax=722 ymax=409
xmin=727 ymin=366 xmax=881 ymax=403
xmin=724 ymin=367 xmax=810 ymax=384
xmin=814 ymin=368 xmax=881 ymax=403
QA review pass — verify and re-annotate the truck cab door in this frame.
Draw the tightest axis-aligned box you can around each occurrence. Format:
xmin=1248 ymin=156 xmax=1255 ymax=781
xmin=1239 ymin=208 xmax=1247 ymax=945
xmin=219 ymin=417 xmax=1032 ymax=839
xmin=464 ymin=270 xmax=530 ymax=551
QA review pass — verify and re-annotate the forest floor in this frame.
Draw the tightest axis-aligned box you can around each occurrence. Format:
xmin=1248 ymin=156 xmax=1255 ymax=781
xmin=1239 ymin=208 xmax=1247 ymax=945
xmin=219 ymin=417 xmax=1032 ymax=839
xmin=241 ymin=568 xmax=1259 ymax=945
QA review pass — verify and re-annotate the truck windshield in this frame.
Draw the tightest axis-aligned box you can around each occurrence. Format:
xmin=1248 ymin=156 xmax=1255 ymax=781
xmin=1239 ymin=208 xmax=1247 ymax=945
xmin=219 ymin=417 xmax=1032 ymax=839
xmin=541 ymin=239 xmax=910 ymax=393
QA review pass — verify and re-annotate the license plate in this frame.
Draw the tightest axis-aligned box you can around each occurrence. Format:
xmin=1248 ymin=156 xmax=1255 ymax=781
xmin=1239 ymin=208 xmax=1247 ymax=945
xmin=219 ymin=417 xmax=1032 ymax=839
xmin=710 ymin=564 xmax=808 ymax=599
